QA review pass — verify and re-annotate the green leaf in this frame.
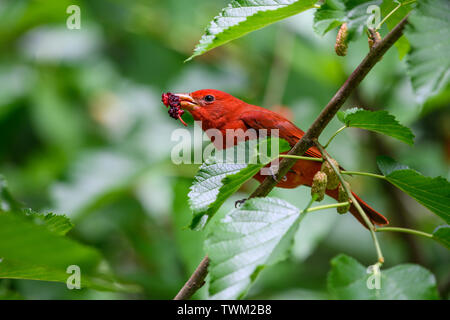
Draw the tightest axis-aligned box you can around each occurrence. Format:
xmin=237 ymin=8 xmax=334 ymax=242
xmin=0 ymin=212 xmax=99 ymax=271
xmin=381 ymin=0 xmax=415 ymax=59
xmin=188 ymin=138 xmax=290 ymax=230
xmin=0 ymin=259 xmax=135 ymax=292
xmin=376 ymin=154 xmax=409 ymax=175
xmin=405 ymin=0 xmax=450 ymax=104
xmin=25 ymin=211 xmax=74 ymax=236
xmin=38 ymin=214 xmax=73 ymax=236
xmin=313 ymin=0 xmax=382 ymax=40
xmin=0 ymin=212 xmax=136 ymax=292
xmin=0 ymin=176 xmax=74 ymax=236
xmin=377 ymin=156 xmax=450 ymax=223
xmin=205 ymin=197 xmax=303 ymax=299
xmin=328 ymin=254 xmax=439 ymax=299
xmin=187 ymin=0 xmax=316 ymax=61
xmin=337 ymin=108 xmax=415 ymax=144
xmin=433 ymin=225 xmax=450 ymax=249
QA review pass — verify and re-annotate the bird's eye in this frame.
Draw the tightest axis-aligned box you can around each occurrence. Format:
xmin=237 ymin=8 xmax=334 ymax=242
xmin=204 ymin=95 xmax=215 ymax=102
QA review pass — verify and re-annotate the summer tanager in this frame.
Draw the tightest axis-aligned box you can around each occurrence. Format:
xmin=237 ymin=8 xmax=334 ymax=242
xmin=169 ymin=89 xmax=388 ymax=227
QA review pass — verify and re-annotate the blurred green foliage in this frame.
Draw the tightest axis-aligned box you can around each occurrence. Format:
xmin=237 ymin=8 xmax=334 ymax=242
xmin=0 ymin=0 xmax=448 ymax=299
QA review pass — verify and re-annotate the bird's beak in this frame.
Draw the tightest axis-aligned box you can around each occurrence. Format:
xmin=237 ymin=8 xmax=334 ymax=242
xmin=173 ymin=93 xmax=198 ymax=111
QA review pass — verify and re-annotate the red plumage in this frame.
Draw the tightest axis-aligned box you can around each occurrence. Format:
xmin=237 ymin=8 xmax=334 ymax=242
xmin=167 ymin=89 xmax=388 ymax=228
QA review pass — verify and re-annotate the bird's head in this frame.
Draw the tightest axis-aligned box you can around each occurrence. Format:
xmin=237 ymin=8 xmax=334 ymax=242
xmin=171 ymin=89 xmax=246 ymax=124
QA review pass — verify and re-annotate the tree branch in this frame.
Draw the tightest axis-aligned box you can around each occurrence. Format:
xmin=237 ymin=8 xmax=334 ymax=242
xmin=173 ymin=16 xmax=409 ymax=300
xmin=249 ymin=16 xmax=409 ymax=198
xmin=173 ymin=255 xmax=209 ymax=300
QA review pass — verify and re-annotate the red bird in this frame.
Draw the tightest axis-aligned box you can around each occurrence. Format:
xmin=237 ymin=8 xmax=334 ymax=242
xmin=168 ymin=89 xmax=388 ymax=228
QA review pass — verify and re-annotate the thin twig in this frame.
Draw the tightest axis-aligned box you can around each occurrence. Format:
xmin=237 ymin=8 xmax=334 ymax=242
xmin=324 ymin=125 xmax=346 ymax=148
xmin=278 ymin=154 xmax=323 ymax=162
xmin=376 ymin=227 xmax=433 ymax=239
xmin=341 ymin=170 xmax=387 ymax=180
xmin=297 ymin=193 xmax=318 ymax=223
xmin=173 ymin=255 xmax=209 ymax=300
xmin=376 ymin=0 xmax=415 ymax=31
xmin=173 ymin=16 xmax=409 ymax=300
xmin=307 ymin=201 xmax=351 ymax=213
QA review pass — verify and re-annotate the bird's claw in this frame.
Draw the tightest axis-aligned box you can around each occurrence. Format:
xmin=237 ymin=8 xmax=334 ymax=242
xmin=235 ymin=198 xmax=247 ymax=208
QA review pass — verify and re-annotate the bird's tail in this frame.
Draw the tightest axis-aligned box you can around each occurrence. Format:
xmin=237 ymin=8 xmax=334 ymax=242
xmin=349 ymin=192 xmax=389 ymax=228
xmin=326 ymin=189 xmax=389 ymax=229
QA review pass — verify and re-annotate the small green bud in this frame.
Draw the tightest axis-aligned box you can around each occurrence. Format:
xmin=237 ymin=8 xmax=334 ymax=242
xmin=311 ymin=171 xmax=327 ymax=202
xmin=337 ymin=182 xmax=351 ymax=214
xmin=321 ymin=159 xmax=340 ymax=190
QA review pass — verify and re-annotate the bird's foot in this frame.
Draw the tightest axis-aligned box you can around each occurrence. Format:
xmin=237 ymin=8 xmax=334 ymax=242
xmin=235 ymin=198 xmax=247 ymax=208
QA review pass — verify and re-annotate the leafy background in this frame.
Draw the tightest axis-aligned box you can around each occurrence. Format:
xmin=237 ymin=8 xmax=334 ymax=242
xmin=0 ymin=0 xmax=449 ymax=299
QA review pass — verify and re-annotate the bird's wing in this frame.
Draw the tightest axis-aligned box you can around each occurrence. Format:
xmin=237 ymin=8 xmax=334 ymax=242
xmin=240 ymin=109 xmax=322 ymax=159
